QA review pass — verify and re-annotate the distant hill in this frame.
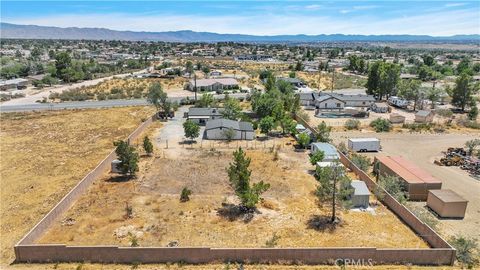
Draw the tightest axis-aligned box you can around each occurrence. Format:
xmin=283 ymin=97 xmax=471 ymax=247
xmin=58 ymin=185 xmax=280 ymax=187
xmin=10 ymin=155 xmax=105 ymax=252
xmin=1 ymin=22 xmax=479 ymax=42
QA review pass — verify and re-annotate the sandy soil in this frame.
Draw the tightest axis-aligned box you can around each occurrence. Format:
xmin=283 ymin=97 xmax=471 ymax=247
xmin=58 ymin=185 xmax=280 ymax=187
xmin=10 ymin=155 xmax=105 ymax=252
xmin=39 ymin=134 xmax=427 ymax=249
xmin=2 ymin=69 xmax=148 ymax=105
xmin=331 ymin=131 xmax=480 ymax=240
xmin=0 ymin=106 xmax=154 ymax=265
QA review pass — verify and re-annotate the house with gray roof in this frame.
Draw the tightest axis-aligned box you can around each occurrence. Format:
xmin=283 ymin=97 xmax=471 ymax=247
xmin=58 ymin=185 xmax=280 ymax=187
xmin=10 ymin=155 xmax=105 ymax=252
xmin=298 ymin=91 xmax=375 ymax=111
xmin=185 ymin=107 xmax=224 ymax=125
xmin=205 ymin=119 xmax=254 ymax=140
xmin=187 ymin=78 xmax=239 ymax=93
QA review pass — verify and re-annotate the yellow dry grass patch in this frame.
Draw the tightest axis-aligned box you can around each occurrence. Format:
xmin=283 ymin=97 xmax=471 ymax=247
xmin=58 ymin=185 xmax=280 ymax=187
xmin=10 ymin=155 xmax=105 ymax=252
xmin=0 ymin=106 xmax=154 ymax=265
xmin=39 ymin=140 xmax=427 ymax=250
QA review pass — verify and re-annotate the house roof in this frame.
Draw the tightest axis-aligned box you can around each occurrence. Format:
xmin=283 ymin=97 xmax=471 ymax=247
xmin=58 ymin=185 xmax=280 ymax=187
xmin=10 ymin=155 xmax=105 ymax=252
xmin=311 ymin=143 xmax=339 ymax=158
xmin=375 ymin=155 xmax=441 ymax=184
xmin=351 ymin=180 xmax=371 ymax=196
xmin=191 ymin=78 xmax=238 ymax=87
xmin=328 ymin=93 xmax=376 ymax=102
xmin=0 ymin=78 xmax=28 ymax=85
xmin=205 ymin=119 xmax=253 ymax=132
xmin=429 ymin=189 xmax=467 ymax=203
xmin=188 ymin=107 xmax=223 ymax=117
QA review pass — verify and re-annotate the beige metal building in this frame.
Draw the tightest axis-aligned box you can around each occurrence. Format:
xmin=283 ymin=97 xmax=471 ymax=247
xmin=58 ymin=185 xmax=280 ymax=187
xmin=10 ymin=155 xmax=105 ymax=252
xmin=427 ymin=189 xmax=468 ymax=218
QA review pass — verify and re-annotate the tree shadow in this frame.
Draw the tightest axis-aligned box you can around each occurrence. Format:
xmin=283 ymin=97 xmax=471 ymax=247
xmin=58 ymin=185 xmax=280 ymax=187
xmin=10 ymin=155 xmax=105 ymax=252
xmin=105 ymin=175 xmax=133 ymax=183
xmin=306 ymin=214 xmax=343 ymax=233
xmin=216 ymin=203 xmax=259 ymax=223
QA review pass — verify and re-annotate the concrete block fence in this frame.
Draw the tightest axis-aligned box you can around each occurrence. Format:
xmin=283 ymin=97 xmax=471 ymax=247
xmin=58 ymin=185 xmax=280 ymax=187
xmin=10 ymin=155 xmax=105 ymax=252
xmin=14 ymin=114 xmax=455 ymax=265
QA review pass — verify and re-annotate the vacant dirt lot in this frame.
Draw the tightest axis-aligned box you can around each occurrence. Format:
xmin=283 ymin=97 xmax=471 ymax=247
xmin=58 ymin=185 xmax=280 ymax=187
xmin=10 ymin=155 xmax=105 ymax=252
xmin=39 ymin=135 xmax=427 ymax=249
xmin=0 ymin=106 xmax=154 ymax=265
xmin=332 ymin=131 xmax=480 ymax=240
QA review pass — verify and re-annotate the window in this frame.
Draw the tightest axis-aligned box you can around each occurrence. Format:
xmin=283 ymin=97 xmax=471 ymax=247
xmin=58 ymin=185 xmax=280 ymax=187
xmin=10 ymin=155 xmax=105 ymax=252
xmin=336 ymin=103 xmax=341 ymax=107
xmin=324 ymin=103 xmax=327 ymax=108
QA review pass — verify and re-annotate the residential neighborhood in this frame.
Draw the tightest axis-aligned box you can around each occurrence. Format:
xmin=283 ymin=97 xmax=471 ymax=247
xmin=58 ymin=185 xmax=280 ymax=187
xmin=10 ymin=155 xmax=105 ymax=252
xmin=1 ymin=1 xmax=480 ymax=269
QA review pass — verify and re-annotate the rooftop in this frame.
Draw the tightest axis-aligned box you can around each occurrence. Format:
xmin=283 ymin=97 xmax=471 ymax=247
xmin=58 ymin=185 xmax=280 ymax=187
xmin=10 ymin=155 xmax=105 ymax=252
xmin=429 ymin=189 xmax=468 ymax=203
xmin=205 ymin=119 xmax=253 ymax=131
xmin=351 ymin=180 xmax=371 ymax=196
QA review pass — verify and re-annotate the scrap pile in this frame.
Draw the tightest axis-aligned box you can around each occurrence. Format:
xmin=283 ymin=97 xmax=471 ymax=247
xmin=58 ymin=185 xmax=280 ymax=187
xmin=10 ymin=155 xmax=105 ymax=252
xmin=435 ymin=147 xmax=480 ymax=177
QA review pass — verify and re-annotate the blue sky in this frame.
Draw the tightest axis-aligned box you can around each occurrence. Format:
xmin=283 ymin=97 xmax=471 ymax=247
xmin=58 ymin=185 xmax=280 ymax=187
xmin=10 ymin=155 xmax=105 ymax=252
xmin=1 ymin=1 xmax=479 ymax=36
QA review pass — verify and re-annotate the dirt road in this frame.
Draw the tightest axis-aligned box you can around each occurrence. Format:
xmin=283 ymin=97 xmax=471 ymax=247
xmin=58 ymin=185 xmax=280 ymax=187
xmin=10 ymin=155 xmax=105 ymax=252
xmin=1 ymin=69 xmax=147 ymax=105
xmin=332 ymin=131 xmax=480 ymax=240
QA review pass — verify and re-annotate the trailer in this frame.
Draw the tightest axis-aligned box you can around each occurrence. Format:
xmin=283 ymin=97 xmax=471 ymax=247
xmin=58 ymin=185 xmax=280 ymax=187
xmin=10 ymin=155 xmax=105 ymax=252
xmin=388 ymin=96 xmax=409 ymax=108
xmin=348 ymin=138 xmax=381 ymax=152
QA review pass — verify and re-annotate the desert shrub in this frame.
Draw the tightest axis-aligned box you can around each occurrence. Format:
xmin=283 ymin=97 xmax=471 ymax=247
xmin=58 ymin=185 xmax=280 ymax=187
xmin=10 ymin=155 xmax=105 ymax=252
xmin=129 ymin=232 xmax=139 ymax=247
xmin=450 ymin=236 xmax=479 ymax=269
xmin=337 ymin=142 xmax=347 ymax=154
xmin=180 ymin=187 xmax=192 ymax=202
xmin=409 ymin=205 xmax=438 ymax=230
xmin=375 ymin=175 xmax=408 ymax=204
xmin=265 ymin=233 xmax=281 ymax=247
xmin=370 ymin=118 xmax=392 ymax=132
xmin=402 ymin=123 xmax=433 ymax=132
xmin=436 ymin=108 xmax=453 ymax=118
xmin=349 ymin=153 xmax=371 ymax=171
xmin=457 ymin=118 xmax=480 ymax=129
xmin=344 ymin=119 xmax=361 ymax=130
xmin=125 ymin=202 xmax=133 ymax=219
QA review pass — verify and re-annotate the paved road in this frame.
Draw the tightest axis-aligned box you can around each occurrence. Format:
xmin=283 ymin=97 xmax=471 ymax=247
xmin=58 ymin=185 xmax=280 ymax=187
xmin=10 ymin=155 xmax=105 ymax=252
xmin=0 ymin=93 xmax=248 ymax=113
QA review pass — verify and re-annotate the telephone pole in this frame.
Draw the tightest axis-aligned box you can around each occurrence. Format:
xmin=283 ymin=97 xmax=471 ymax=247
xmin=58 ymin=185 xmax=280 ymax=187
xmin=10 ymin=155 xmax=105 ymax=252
xmin=194 ymin=73 xmax=197 ymax=101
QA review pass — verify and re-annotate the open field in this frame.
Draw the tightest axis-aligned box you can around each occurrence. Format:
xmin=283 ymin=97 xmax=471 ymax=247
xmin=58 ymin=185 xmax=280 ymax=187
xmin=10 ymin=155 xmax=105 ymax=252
xmin=39 ymin=133 xmax=427 ymax=249
xmin=0 ymin=106 xmax=154 ymax=265
xmin=331 ymin=131 xmax=480 ymax=240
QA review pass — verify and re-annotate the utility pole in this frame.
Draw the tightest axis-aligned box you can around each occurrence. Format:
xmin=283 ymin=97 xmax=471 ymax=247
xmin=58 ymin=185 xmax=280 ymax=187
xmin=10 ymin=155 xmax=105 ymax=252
xmin=331 ymin=69 xmax=335 ymax=93
xmin=194 ymin=73 xmax=197 ymax=101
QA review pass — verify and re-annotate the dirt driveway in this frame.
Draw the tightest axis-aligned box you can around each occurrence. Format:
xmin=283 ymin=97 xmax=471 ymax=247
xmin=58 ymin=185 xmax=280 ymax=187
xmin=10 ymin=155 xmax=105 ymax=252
xmin=332 ymin=131 xmax=480 ymax=240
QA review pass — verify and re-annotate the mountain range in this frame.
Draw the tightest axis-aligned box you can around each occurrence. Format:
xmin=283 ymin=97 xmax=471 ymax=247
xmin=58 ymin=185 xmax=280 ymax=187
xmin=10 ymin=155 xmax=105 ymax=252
xmin=1 ymin=22 xmax=479 ymax=43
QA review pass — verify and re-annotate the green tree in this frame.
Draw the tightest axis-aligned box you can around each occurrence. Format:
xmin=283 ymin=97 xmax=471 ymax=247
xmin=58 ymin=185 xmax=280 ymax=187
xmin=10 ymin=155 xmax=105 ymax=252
xmin=227 ymin=148 xmax=270 ymax=210
xmin=370 ymin=118 xmax=392 ymax=132
xmin=315 ymin=163 xmax=353 ymax=223
xmin=185 ymin=61 xmax=194 ymax=77
xmin=310 ymin=150 xmax=325 ymax=165
xmin=147 ymin=82 xmax=170 ymax=113
xmin=297 ymin=132 xmax=310 ymax=149
xmin=197 ymin=93 xmax=216 ymax=108
xmin=426 ymin=86 xmax=445 ymax=109
xmin=349 ymin=153 xmax=371 ymax=171
xmin=316 ymin=121 xmax=332 ymax=142
xmin=54 ymin=51 xmax=72 ymax=82
xmin=221 ymin=96 xmax=242 ymax=120
xmin=278 ymin=115 xmax=296 ymax=135
xmin=143 ymin=136 xmax=153 ymax=155
xmin=451 ymin=73 xmax=476 ymax=112
xmin=183 ymin=120 xmax=200 ymax=141
xmin=222 ymin=128 xmax=236 ymax=142
xmin=113 ymin=140 xmax=139 ymax=177
xmin=259 ymin=116 xmax=276 ymax=136
xmin=456 ymin=57 xmax=472 ymax=75
xmin=398 ymin=79 xmax=423 ymax=110
xmin=468 ymin=102 xmax=478 ymax=121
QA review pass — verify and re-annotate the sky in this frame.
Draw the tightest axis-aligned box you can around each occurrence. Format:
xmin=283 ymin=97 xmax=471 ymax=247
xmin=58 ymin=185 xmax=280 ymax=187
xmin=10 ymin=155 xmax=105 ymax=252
xmin=1 ymin=1 xmax=480 ymax=36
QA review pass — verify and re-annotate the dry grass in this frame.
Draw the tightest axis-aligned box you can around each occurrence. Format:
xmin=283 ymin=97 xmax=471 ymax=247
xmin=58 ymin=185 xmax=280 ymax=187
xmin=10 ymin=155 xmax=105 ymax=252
xmin=0 ymin=106 xmax=154 ymax=265
xmin=39 ymin=138 xmax=427 ymax=249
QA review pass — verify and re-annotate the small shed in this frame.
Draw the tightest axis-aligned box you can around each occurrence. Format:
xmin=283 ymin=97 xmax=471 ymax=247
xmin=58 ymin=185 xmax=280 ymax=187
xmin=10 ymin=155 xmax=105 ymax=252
xmin=111 ymin=159 xmax=122 ymax=173
xmin=350 ymin=180 xmax=370 ymax=208
xmin=427 ymin=189 xmax=468 ymax=218
xmin=371 ymin=102 xmax=389 ymax=113
xmin=311 ymin=143 xmax=340 ymax=162
xmin=415 ymin=110 xmax=434 ymax=123
xmin=389 ymin=113 xmax=406 ymax=124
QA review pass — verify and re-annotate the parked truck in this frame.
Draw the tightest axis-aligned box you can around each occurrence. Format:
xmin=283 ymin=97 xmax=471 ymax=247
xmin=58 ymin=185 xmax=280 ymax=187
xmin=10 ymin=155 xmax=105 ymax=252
xmin=348 ymin=138 xmax=381 ymax=152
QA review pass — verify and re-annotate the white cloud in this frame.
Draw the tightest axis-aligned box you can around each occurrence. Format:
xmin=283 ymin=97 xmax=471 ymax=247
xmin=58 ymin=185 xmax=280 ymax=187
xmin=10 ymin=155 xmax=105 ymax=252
xmin=3 ymin=8 xmax=479 ymax=36
xmin=305 ymin=4 xmax=322 ymax=10
xmin=444 ymin=3 xmax=466 ymax=8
